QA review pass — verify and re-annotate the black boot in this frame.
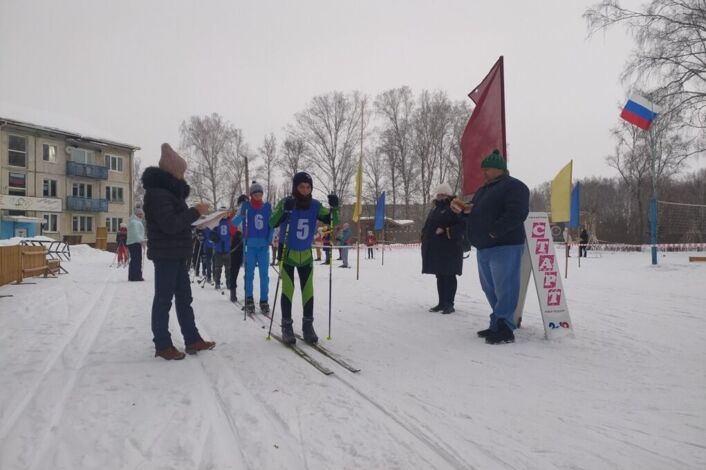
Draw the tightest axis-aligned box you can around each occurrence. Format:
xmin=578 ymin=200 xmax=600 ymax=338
xmin=428 ymin=304 xmax=444 ymax=312
xmin=244 ymin=297 xmax=255 ymax=315
xmin=281 ymin=319 xmax=296 ymax=345
xmin=259 ymin=301 xmax=270 ymax=315
xmin=230 ymin=289 xmax=237 ymax=303
xmin=485 ymin=321 xmax=515 ymax=344
xmin=302 ymin=318 xmax=318 ymax=344
xmin=477 ymin=328 xmax=492 ymax=338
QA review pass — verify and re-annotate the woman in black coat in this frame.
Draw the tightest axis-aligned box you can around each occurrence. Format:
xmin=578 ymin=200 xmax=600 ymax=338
xmin=142 ymin=143 xmax=213 ymax=360
xmin=421 ymin=184 xmax=465 ymax=314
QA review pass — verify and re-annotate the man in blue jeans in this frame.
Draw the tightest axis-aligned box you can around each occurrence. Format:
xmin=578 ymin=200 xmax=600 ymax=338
xmin=455 ymin=149 xmax=529 ymax=344
xmin=142 ymin=143 xmax=215 ymax=360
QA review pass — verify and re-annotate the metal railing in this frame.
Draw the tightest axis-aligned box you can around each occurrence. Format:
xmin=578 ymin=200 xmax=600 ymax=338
xmin=66 ymin=161 xmax=109 ymax=179
xmin=66 ymin=196 xmax=109 ymax=212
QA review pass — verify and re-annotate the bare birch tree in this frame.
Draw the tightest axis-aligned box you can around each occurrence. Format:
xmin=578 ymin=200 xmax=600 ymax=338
xmin=180 ymin=113 xmax=244 ymax=209
xmin=413 ymin=90 xmax=454 ymax=203
xmin=291 ymin=91 xmax=365 ymax=201
xmin=375 ymin=86 xmax=417 ymax=217
xmin=584 ymin=0 xmax=706 ymax=138
xmin=279 ymin=136 xmax=306 ymax=178
xmin=258 ymin=133 xmax=278 ymax=203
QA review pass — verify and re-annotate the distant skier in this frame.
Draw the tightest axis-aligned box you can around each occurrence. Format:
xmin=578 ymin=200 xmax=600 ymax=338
xmin=212 ymin=211 xmax=234 ymax=291
xmin=579 ymin=227 xmax=589 ymax=258
xmin=229 ymin=194 xmax=248 ymax=302
xmin=269 ymin=171 xmax=340 ymax=345
xmin=116 ymin=223 xmax=129 ymax=267
xmin=337 ymin=222 xmax=353 ymax=268
xmin=201 ymin=227 xmax=214 ymax=283
xmin=365 ymin=230 xmax=376 ymax=259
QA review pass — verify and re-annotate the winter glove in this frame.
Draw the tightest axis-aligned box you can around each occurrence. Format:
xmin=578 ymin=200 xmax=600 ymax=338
xmin=284 ymin=196 xmax=296 ymax=212
xmin=327 ymin=194 xmax=339 ymax=208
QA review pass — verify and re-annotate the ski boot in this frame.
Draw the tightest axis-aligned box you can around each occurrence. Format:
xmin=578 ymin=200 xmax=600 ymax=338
xmin=215 ymin=282 xmax=221 ymax=291
xmin=244 ymin=297 xmax=256 ymax=315
xmin=281 ymin=319 xmax=296 ymax=345
xmin=230 ymin=288 xmax=237 ymax=303
xmin=259 ymin=301 xmax=270 ymax=316
xmin=302 ymin=318 xmax=318 ymax=344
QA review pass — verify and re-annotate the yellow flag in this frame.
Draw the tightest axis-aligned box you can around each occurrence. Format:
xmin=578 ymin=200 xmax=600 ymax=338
xmin=550 ymin=160 xmax=573 ymax=223
xmin=352 ymin=154 xmax=363 ymax=222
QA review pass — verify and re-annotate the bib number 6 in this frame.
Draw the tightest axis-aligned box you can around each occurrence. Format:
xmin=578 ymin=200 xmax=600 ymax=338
xmin=254 ymin=214 xmax=264 ymax=230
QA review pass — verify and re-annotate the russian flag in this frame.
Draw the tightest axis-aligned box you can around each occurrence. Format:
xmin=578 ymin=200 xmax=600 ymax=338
xmin=620 ymin=95 xmax=659 ymax=130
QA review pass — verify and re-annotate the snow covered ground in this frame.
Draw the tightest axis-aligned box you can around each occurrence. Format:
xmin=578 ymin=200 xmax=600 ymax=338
xmin=0 ymin=245 xmax=704 ymax=470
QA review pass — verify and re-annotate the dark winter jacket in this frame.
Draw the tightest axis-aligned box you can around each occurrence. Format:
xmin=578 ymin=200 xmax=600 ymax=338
xmin=421 ymin=197 xmax=464 ymax=276
xmin=142 ymin=167 xmax=201 ymax=259
xmin=464 ymin=174 xmax=529 ymax=250
xmin=580 ymin=229 xmax=589 ymax=244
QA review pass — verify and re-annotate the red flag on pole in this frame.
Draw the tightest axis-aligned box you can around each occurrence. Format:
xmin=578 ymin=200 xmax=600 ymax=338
xmin=461 ymin=56 xmax=507 ymax=196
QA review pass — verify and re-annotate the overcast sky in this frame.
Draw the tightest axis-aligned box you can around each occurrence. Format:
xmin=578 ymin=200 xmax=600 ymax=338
xmin=4 ymin=0 xmax=694 ymax=192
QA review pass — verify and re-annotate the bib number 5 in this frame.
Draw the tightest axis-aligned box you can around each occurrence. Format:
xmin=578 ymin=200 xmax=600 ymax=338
xmin=296 ymin=219 xmax=309 ymax=240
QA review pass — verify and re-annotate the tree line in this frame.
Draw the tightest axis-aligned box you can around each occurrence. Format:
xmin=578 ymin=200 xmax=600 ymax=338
xmin=153 ymin=0 xmax=704 ymax=246
xmin=176 ymin=87 xmax=471 ymax=220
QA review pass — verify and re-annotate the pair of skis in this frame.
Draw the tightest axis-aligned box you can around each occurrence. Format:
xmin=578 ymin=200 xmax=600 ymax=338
xmin=269 ymin=331 xmax=360 ymax=376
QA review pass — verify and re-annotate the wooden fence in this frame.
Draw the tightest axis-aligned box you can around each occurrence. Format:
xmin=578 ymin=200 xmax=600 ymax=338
xmin=0 ymin=245 xmax=51 ymax=287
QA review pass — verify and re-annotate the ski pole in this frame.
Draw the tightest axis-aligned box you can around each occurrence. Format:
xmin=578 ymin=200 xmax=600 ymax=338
xmin=327 ymin=218 xmax=336 ymax=340
xmin=242 ymin=205 xmax=248 ymax=321
xmin=267 ymin=210 xmax=292 ymax=340
xmin=191 ymin=239 xmax=203 ymax=283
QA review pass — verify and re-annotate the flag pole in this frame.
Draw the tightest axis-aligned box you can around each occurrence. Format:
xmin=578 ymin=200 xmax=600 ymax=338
xmin=381 ymin=223 xmax=385 ymax=266
xmin=355 ymin=100 xmax=365 ymax=281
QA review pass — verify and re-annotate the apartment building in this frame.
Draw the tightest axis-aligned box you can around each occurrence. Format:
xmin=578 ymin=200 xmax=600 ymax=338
xmin=0 ymin=117 xmax=140 ymax=244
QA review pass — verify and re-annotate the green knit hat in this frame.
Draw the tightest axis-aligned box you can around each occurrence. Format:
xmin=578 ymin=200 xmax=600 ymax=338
xmin=480 ymin=149 xmax=507 ymax=171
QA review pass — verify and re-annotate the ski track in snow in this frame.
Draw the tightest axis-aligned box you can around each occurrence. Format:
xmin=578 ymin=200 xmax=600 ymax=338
xmin=0 ymin=267 xmax=117 ymax=469
xmin=0 ymin=246 xmax=704 ymax=469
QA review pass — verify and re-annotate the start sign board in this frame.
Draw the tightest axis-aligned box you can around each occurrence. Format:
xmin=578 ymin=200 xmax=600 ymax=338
xmin=514 ymin=212 xmax=574 ymax=340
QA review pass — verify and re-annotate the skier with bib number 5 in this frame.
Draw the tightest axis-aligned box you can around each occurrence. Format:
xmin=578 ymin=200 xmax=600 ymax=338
xmin=269 ymin=172 xmax=340 ymax=345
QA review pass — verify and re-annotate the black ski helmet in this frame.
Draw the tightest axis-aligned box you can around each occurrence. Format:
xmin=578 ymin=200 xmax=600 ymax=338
xmin=292 ymin=171 xmax=313 ymax=193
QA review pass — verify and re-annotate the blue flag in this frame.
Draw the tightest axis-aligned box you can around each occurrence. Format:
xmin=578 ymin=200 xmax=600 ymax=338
xmin=568 ymin=183 xmax=580 ymax=229
xmin=374 ymin=192 xmax=385 ymax=230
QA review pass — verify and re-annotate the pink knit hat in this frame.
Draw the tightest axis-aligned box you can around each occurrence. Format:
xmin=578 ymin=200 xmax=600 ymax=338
xmin=159 ymin=143 xmax=187 ymax=180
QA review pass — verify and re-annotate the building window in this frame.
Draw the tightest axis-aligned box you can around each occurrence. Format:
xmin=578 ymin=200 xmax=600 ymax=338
xmin=105 ymin=186 xmax=124 ymax=202
xmin=106 ymin=217 xmax=124 ymax=233
xmin=8 ymin=135 xmax=27 ymax=167
xmin=43 ymin=179 xmax=58 ymax=197
xmin=105 ymin=154 xmax=124 ymax=172
xmin=72 ymin=215 xmax=93 ymax=232
xmin=70 ymin=147 xmax=94 ymax=164
xmin=43 ymin=214 xmax=59 ymax=232
xmin=72 ymin=182 xmax=93 ymax=198
xmin=42 ymin=144 xmax=57 ymax=162
xmin=8 ymin=172 xmax=26 ymax=196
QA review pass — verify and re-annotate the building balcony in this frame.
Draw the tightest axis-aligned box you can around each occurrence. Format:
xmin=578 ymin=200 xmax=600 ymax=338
xmin=66 ymin=196 xmax=109 ymax=212
xmin=66 ymin=161 xmax=109 ymax=180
